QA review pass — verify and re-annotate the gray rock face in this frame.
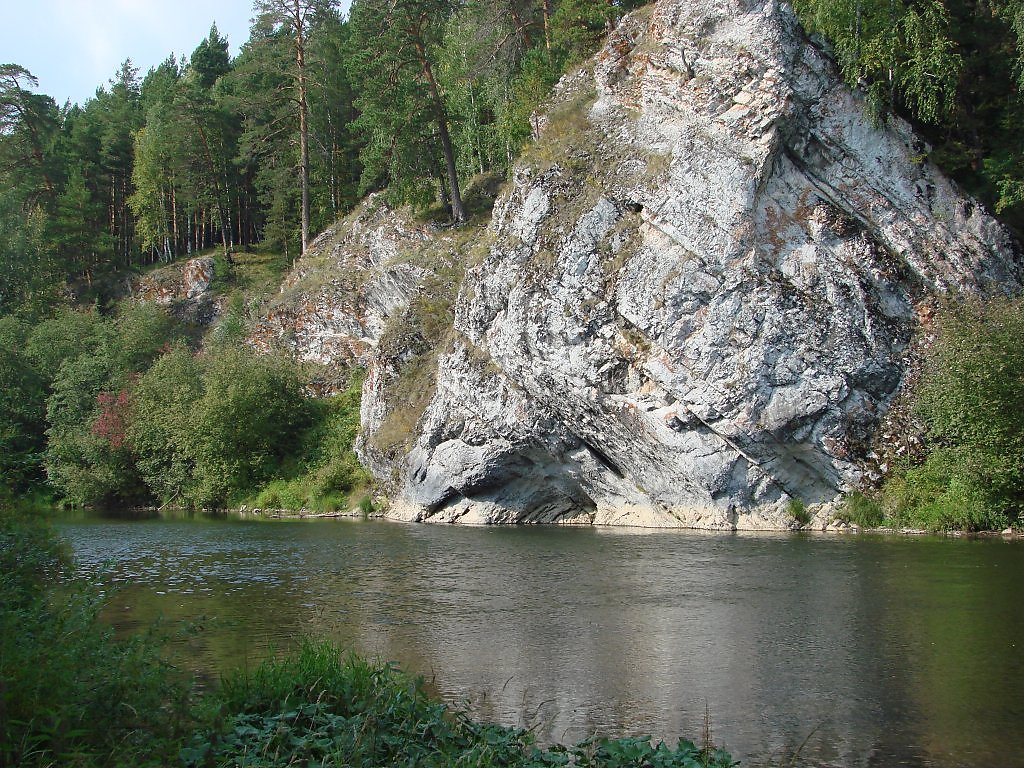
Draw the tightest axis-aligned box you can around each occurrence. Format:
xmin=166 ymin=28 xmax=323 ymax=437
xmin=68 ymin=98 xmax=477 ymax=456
xmin=133 ymin=256 xmax=216 ymax=304
xmin=370 ymin=0 xmax=1021 ymax=528
xmin=131 ymin=256 xmax=221 ymax=326
xmin=249 ymin=197 xmax=434 ymax=372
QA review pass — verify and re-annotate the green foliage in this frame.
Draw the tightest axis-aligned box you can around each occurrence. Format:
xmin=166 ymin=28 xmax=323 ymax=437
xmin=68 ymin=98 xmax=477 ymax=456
xmin=792 ymin=0 xmax=1024 ymax=228
xmin=0 ymin=317 xmax=48 ymax=492
xmin=192 ymin=347 xmax=312 ymax=506
xmin=190 ymin=24 xmax=232 ymax=89
xmin=792 ymin=0 xmax=962 ymax=122
xmin=129 ymin=344 xmax=313 ymax=509
xmin=0 ymin=508 xmax=191 ymax=767
xmin=127 ymin=344 xmax=205 ymax=504
xmin=249 ymin=370 xmax=371 ymax=511
xmin=839 ymin=490 xmax=885 ymax=528
xmin=42 ymin=303 xmax=179 ymax=507
xmin=24 ymin=306 xmax=103 ymax=374
xmin=550 ymin=0 xmax=617 ymax=66
xmin=348 ymin=0 xmax=465 ymax=219
xmin=4 ymin=293 xmax=366 ymax=512
xmin=884 ymin=450 xmax=1006 ymax=531
xmin=787 ymin=497 xmax=812 ymax=526
xmin=0 ymin=189 xmax=58 ymax=315
xmin=183 ymin=641 xmax=735 ymax=768
xmin=881 ymin=298 xmax=1024 ymax=531
xmin=499 ymin=48 xmax=563 ymax=157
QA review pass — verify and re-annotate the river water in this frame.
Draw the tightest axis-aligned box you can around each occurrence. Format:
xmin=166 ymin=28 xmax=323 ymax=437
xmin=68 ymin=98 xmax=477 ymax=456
xmin=58 ymin=513 xmax=1024 ymax=768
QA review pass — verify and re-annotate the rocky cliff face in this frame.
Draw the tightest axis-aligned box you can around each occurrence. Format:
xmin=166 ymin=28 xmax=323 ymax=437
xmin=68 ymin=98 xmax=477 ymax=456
xmin=356 ymin=0 xmax=1020 ymax=528
xmin=248 ymin=198 xmax=437 ymax=371
xmin=131 ymin=256 xmax=221 ymax=325
xmin=262 ymin=0 xmax=1020 ymax=528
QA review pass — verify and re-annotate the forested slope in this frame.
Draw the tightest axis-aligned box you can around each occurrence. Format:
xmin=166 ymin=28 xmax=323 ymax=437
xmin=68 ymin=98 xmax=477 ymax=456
xmin=3 ymin=0 xmax=1023 ymax=313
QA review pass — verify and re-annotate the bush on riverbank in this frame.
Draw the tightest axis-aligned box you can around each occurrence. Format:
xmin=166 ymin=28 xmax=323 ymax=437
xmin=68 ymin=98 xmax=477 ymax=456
xmin=1 ymin=509 xmax=734 ymax=768
xmin=247 ymin=371 xmax=372 ymax=513
xmin=878 ymin=298 xmax=1024 ymax=532
xmin=0 ymin=299 xmax=371 ymax=513
xmin=129 ymin=343 xmax=314 ymax=509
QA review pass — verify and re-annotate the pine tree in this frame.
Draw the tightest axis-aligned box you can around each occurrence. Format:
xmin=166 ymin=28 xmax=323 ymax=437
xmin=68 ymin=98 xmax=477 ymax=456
xmin=253 ymin=0 xmax=336 ymax=253
xmin=348 ymin=0 xmax=467 ymax=222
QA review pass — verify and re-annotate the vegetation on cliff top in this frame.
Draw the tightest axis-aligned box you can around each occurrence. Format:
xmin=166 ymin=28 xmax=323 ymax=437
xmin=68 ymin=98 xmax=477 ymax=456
xmin=793 ymin=0 xmax=1024 ymax=230
xmin=0 ymin=0 xmax=647 ymax=315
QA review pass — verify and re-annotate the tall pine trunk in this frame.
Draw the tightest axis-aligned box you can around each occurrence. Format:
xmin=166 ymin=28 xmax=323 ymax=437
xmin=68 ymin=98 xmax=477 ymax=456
xmin=295 ymin=0 xmax=311 ymax=254
xmin=416 ymin=41 xmax=465 ymax=223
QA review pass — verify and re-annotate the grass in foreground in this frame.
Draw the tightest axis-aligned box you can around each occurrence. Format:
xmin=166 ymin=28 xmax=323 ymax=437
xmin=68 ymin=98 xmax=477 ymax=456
xmin=184 ymin=641 xmax=735 ymax=768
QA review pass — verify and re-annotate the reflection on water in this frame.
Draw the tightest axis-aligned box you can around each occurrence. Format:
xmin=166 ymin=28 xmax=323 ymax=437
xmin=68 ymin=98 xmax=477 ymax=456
xmin=59 ymin=514 xmax=1024 ymax=768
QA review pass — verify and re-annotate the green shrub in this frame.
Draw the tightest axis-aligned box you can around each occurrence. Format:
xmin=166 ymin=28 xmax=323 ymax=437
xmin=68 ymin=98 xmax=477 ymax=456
xmin=183 ymin=641 xmax=734 ymax=768
xmin=881 ymin=298 xmax=1024 ymax=531
xmin=253 ymin=479 xmax=307 ymax=510
xmin=840 ymin=491 xmax=885 ymax=528
xmin=246 ymin=371 xmax=371 ymax=512
xmin=24 ymin=306 xmax=103 ymax=376
xmin=185 ymin=347 xmax=309 ymax=507
xmin=884 ymin=448 xmax=1009 ymax=531
xmin=128 ymin=344 xmax=204 ymax=504
xmin=130 ymin=344 xmax=314 ymax=509
xmin=38 ymin=303 xmax=182 ymax=507
xmin=788 ymin=497 xmax=812 ymax=526
xmin=0 ymin=508 xmax=191 ymax=767
xmin=0 ymin=317 xmax=48 ymax=493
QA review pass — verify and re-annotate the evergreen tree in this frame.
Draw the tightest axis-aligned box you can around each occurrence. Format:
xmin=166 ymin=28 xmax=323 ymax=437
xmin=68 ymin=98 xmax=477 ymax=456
xmin=225 ymin=20 xmax=303 ymax=256
xmin=0 ymin=65 xmax=60 ymax=204
xmin=51 ymin=166 xmax=110 ymax=279
xmin=0 ymin=65 xmax=61 ymax=310
xmin=253 ymin=0 xmax=336 ymax=253
xmin=190 ymin=24 xmax=232 ymax=89
xmin=348 ymin=0 xmax=467 ymax=222
xmin=306 ymin=10 xmax=363 ymax=227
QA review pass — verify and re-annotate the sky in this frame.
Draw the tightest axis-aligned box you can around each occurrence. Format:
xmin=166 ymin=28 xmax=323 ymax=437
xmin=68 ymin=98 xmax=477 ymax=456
xmin=0 ymin=0 xmax=350 ymax=108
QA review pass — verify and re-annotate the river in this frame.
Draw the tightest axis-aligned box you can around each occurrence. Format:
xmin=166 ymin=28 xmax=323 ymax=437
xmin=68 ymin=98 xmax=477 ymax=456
xmin=58 ymin=513 xmax=1024 ymax=768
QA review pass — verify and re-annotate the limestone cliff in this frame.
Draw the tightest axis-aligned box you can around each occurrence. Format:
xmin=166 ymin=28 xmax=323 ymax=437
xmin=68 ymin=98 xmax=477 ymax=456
xmin=248 ymin=198 xmax=439 ymax=371
xmin=362 ymin=0 xmax=1020 ymax=528
xmin=125 ymin=255 xmax=225 ymax=328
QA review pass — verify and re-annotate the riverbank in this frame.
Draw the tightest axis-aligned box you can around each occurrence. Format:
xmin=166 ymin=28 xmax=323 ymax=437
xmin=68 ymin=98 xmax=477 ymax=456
xmin=97 ymin=500 xmax=1024 ymax=537
xmin=181 ymin=642 xmax=734 ymax=768
xmin=237 ymin=501 xmax=1023 ymax=538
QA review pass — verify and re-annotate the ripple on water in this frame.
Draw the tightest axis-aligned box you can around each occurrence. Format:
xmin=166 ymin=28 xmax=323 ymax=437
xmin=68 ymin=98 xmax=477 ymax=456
xmin=57 ymin=515 xmax=1024 ymax=768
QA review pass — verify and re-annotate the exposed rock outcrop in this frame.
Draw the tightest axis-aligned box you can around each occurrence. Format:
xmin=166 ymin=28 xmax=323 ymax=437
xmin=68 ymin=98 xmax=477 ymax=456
xmin=359 ymin=0 xmax=1021 ymax=528
xmin=248 ymin=197 xmax=438 ymax=372
xmin=133 ymin=256 xmax=216 ymax=303
xmin=131 ymin=256 xmax=221 ymax=325
xmin=247 ymin=194 xmax=483 ymax=407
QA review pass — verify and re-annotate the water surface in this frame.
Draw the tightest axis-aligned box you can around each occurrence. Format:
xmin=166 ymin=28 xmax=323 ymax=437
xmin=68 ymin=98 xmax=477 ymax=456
xmin=59 ymin=514 xmax=1024 ymax=768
